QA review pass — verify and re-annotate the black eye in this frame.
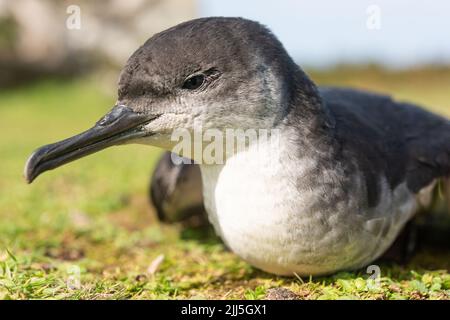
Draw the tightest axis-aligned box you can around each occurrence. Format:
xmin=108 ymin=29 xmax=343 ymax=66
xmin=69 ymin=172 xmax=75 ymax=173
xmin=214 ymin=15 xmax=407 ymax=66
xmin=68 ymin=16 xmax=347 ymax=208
xmin=182 ymin=74 xmax=205 ymax=90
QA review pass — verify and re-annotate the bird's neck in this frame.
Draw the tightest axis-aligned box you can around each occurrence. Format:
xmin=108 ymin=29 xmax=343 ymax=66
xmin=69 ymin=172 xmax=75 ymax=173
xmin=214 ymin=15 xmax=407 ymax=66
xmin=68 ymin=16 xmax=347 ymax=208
xmin=271 ymin=66 xmax=335 ymax=158
xmin=198 ymin=126 xmax=333 ymax=203
xmin=286 ymin=68 xmax=334 ymax=135
xmin=198 ymin=67 xmax=335 ymax=170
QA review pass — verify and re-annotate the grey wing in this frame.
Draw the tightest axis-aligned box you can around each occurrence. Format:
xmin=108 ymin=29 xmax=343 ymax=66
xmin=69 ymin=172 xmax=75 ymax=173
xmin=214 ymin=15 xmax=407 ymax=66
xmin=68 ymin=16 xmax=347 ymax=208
xmin=399 ymin=106 xmax=450 ymax=193
xmin=150 ymin=152 xmax=206 ymax=223
xmin=320 ymin=87 xmax=450 ymax=198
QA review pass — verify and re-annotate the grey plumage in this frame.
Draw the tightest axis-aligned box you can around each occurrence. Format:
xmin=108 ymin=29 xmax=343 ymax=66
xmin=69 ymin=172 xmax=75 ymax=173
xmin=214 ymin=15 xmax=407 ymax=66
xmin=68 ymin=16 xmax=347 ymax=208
xmin=320 ymin=87 xmax=450 ymax=197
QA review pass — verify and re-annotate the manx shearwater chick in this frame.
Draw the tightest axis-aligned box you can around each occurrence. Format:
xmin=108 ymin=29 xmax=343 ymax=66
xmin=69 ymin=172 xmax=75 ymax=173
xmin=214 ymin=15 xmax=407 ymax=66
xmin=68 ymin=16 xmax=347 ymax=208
xmin=24 ymin=17 xmax=450 ymax=276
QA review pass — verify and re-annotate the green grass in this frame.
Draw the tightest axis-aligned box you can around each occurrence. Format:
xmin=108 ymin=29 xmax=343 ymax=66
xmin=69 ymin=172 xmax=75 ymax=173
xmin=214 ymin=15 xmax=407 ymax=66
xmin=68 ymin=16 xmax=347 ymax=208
xmin=0 ymin=67 xmax=449 ymax=300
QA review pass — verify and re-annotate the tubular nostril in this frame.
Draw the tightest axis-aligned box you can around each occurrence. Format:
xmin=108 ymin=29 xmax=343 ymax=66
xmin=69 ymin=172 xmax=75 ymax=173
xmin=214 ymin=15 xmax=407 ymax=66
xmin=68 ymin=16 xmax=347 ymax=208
xmin=96 ymin=104 xmax=131 ymax=126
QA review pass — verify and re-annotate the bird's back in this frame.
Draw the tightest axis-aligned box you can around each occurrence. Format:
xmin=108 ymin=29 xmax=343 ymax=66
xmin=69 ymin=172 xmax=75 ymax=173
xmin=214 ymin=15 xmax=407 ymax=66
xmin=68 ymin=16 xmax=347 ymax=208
xmin=319 ymin=87 xmax=450 ymax=206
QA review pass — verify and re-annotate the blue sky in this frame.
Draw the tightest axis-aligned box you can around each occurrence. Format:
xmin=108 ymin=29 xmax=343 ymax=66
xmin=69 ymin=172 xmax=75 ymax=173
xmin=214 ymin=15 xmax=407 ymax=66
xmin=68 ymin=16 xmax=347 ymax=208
xmin=199 ymin=0 xmax=450 ymax=68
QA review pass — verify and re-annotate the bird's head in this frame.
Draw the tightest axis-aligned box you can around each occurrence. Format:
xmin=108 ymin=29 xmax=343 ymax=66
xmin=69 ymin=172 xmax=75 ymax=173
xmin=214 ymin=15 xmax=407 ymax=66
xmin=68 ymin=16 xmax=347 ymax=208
xmin=24 ymin=17 xmax=313 ymax=183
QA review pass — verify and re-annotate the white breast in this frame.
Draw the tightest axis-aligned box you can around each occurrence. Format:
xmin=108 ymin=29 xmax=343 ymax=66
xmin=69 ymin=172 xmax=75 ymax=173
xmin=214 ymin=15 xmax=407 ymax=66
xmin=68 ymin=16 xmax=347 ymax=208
xmin=200 ymin=136 xmax=419 ymax=276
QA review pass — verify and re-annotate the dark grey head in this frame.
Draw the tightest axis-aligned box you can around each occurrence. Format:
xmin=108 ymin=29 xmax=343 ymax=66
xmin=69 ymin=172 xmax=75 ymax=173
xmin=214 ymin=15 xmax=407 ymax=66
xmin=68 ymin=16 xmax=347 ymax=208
xmin=24 ymin=17 xmax=319 ymax=183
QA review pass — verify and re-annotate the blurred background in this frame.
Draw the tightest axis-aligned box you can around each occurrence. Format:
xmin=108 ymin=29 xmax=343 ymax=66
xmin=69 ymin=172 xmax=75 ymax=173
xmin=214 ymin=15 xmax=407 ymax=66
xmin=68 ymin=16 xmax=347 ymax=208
xmin=0 ymin=0 xmax=449 ymax=299
xmin=2 ymin=0 xmax=450 ymax=83
xmin=2 ymin=0 xmax=450 ymax=81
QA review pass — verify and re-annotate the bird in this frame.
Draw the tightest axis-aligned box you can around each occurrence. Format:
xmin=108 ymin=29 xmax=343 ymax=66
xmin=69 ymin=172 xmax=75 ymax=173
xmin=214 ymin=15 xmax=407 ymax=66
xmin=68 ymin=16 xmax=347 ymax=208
xmin=24 ymin=17 xmax=450 ymax=276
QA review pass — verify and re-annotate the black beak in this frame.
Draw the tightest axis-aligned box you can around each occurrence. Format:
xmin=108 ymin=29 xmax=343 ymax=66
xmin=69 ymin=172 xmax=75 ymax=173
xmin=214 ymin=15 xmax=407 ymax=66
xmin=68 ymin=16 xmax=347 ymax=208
xmin=24 ymin=105 xmax=158 ymax=183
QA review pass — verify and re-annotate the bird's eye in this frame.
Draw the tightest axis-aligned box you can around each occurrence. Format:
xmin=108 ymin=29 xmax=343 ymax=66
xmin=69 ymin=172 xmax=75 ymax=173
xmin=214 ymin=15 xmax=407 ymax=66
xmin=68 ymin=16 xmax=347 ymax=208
xmin=182 ymin=74 xmax=205 ymax=90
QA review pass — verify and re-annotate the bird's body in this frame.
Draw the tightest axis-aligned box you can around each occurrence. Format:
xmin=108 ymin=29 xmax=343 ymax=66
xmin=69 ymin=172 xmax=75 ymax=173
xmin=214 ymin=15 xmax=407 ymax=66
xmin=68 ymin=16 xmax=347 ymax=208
xmin=199 ymin=87 xmax=447 ymax=275
xmin=24 ymin=17 xmax=450 ymax=276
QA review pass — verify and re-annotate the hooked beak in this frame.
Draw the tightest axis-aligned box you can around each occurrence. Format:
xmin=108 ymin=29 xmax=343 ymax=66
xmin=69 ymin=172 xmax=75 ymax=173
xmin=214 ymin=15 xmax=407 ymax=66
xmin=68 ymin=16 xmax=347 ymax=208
xmin=24 ymin=105 xmax=159 ymax=183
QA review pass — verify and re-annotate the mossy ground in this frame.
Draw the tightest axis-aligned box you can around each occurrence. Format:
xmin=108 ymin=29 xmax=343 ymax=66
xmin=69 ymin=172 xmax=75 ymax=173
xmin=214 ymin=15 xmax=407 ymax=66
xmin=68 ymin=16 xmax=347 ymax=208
xmin=0 ymin=66 xmax=449 ymax=299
